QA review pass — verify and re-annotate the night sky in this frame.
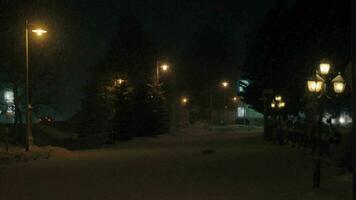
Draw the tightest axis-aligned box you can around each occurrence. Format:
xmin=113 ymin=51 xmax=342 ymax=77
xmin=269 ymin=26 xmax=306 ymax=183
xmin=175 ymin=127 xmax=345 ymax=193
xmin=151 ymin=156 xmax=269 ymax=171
xmin=53 ymin=0 xmax=294 ymax=120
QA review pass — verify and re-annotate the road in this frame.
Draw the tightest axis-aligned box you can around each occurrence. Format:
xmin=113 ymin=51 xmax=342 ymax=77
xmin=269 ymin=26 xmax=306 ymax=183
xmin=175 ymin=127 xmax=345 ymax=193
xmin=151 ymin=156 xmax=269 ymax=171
xmin=0 ymin=129 xmax=351 ymax=200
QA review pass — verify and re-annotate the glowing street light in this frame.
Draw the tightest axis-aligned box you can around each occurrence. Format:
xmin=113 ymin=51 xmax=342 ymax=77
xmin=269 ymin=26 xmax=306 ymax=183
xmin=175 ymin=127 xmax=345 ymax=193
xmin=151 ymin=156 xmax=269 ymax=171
xmin=181 ymin=97 xmax=188 ymax=105
xmin=319 ymin=62 xmax=331 ymax=75
xmin=277 ymin=101 xmax=285 ymax=108
xmin=275 ymin=95 xmax=282 ymax=101
xmin=25 ymin=20 xmax=48 ymax=151
xmin=307 ymin=80 xmax=323 ymax=93
xmin=271 ymin=101 xmax=276 ymax=108
xmin=221 ymin=81 xmax=229 ymax=88
xmin=114 ymin=78 xmax=125 ymax=86
xmin=160 ymin=64 xmax=169 ymax=71
xmin=306 ymin=60 xmax=346 ymax=189
xmin=32 ymin=28 xmax=47 ymax=36
xmin=307 ymin=74 xmax=324 ymax=93
xmin=332 ymin=73 xmax=346 ymax=94
xmin=156 ymin=62 xmax=170 ymax=83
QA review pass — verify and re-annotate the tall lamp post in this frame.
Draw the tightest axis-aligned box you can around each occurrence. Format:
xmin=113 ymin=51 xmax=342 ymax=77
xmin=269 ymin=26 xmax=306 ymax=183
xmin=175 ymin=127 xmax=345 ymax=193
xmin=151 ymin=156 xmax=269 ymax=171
xmin=221 ymin=81 xmax=229 ymax=107
xmin=221 ymin=81 xmax=229 ymax=125
xmin=25 ymin=20 xmax=47 ymax=151
xmin=306 ymin=61 xmax=346 ymax=188
xmin=271 ymin=95 xmax=286 ymax=143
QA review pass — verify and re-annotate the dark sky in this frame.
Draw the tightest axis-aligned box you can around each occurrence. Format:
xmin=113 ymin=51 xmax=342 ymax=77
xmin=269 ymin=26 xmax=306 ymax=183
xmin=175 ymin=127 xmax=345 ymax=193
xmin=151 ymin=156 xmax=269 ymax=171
xmin=53 ymin=0 xmax=295 ymax=120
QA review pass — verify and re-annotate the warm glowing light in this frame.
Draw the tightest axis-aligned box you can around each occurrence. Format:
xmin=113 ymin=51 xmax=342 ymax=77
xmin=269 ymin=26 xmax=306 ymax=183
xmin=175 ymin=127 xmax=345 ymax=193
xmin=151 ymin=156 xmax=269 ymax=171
xmin=181 ymin=97 xmax=188 ymax=104
xmin=221 ymin=81 xmax=229 ymax=88
xmin=333 ymin=82 xmax=345 ymax=94
xmin=278 ymin=101 xmax=285 ymax=108
xmin=160 ymin=64 xmax=169 ymax=71
xmin=233 ymin=97 xmax=238 ymax=102
xmin=271 ymin=102 xmax=276 ymax=108
xmin=32 ymin=28 xmax=47 ymax=36
xmin=332 ymin=74 xmax=346 ymax=94
xmin=307 ymin=80 xmax=323 ymax=93
xmin=114 ymin=78 xmax=125 ymax=86
xmin=319 ymin=63 xmax=330 ymax=75
xmin=275 ymin=96 xmax=282 ymax=101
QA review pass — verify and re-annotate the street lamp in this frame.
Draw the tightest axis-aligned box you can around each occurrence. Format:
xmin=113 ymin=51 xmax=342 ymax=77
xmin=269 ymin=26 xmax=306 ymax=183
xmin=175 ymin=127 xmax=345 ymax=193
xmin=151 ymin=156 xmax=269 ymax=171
xmin=277 ymin=101 xmax=285 ymax=108
xmin=221 ymin=80 xmax=229 ymax=108
xmin=319 ymin=62 xmax=331 ymax=75
xmin=307 ymin=74 xmax=324 ymax=93
xmin=331 ymin=73 xmax=346 ymax=94
xmin=156 ymin=61 xmax=169 ymax=84
xmin=114 ymin=78 xmax=125 ymax=87
xmin=181 ymin=97 xmax=188 ymax=105
xmin=270 ymin=96 xmax=285 ymax=144
xmin=275 ymin=95 xmax=282 ymax=102
xmin=32 ymin=28 xmax=47 ymax=36
xmin=220 ymin=81 xmax=230 ymax=125
xmin=306 ymin=60 xmax=346 ymax=188
xmin=232 ymin=96 xmax=238 ymax=102
xmin=25 ymin=20 xmax=47 ymax=151
xmin=221 ymin=81 xmax=229 ymax=88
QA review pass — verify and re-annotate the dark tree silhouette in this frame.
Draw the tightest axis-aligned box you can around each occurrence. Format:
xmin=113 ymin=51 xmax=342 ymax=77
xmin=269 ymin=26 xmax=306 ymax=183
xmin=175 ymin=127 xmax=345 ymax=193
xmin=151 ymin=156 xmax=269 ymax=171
xmin=244 ymin=0 xmax=350 ymax=114
xmin=79 ymin=15 xmax=170 ymax=140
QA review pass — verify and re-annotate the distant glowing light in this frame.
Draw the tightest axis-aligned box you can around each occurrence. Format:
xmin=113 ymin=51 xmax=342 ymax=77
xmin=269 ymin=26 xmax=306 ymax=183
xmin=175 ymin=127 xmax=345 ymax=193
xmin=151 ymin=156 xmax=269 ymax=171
xmin=221 ymin=81 xmax=229 ymax=88
xmin=115 ymin=78 xmax=125 ymax=86
xmin=275 ymin=96 xmax=282 ymax=101
xmin=181 ymin=97 xmax=188 ymax=104
xmin=277 ymin=101 xmax=285 ymax=108
xmin=339 ymin=117 xmax=345 ymax=124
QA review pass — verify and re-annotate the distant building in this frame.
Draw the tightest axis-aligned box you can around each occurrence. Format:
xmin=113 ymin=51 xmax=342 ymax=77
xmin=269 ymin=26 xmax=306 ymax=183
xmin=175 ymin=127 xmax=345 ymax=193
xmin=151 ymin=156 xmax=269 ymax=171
xmin=234 ymin=80 xmax=264 ymax=126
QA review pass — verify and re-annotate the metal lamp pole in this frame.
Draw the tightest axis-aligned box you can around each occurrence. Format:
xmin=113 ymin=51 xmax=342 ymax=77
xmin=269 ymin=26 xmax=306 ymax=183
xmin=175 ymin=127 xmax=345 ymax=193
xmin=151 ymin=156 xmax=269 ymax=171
xmin=25 ymin=20 xmax=33 ymax=151
xmin=24 ymin=20 xmax=47 ymax=151
xmin=156 ymin=61 xmax=160 ymax=84
xmin=307 ymin=61 xmax=346 ymax=188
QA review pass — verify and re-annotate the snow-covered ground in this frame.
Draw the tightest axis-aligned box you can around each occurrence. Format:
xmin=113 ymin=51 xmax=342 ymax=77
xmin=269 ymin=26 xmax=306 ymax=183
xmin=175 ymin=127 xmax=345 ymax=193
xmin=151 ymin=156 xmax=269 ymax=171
xmin=0 ymin=128 xmax=352 ymax=200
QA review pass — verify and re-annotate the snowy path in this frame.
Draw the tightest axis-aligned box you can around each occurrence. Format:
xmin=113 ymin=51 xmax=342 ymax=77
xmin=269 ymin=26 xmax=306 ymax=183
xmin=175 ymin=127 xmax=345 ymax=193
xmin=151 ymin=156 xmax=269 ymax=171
xmin=0 ymin=130 xmax=351 ymax=200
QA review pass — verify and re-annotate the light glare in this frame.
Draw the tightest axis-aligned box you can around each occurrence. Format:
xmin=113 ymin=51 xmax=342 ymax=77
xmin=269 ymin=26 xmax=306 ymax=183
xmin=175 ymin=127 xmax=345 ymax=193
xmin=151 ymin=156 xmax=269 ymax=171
xmin=307 ymin=80 xmax=323 ymax=93
xmin=319 ymin=63 xmax=330 ymax=75
xmin=275 ymin=96 xmax=282 ymax=101
xmin=32 ymin=28 xmax=47 ymax=36
xmin=221 ymin=81 xmax=229 ymax=88
xmin=161 ymin=64 xmax=169 ymax=71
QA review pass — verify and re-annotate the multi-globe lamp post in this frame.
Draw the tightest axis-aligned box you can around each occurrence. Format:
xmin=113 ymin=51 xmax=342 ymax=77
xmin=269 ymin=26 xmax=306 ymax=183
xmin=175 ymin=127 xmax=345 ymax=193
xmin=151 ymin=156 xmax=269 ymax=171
xmin=270 ymin=95 xmax=286 ymax=132
xmin=306 ymin=61 xmax=346 ymax=188
xmin=25 ymin=20 xmax=47 ymax=151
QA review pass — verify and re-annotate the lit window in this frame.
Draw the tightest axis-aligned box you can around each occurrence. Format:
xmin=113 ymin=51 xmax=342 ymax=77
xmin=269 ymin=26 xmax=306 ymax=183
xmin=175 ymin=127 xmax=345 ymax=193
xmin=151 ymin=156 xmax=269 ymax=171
xmin=239 ymin=86 xmax=244 ymax=92
xmin=4 ymin=91 xmax=14 ymax=104
xmin=237 ymin=107 xmax=246 ymax=118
